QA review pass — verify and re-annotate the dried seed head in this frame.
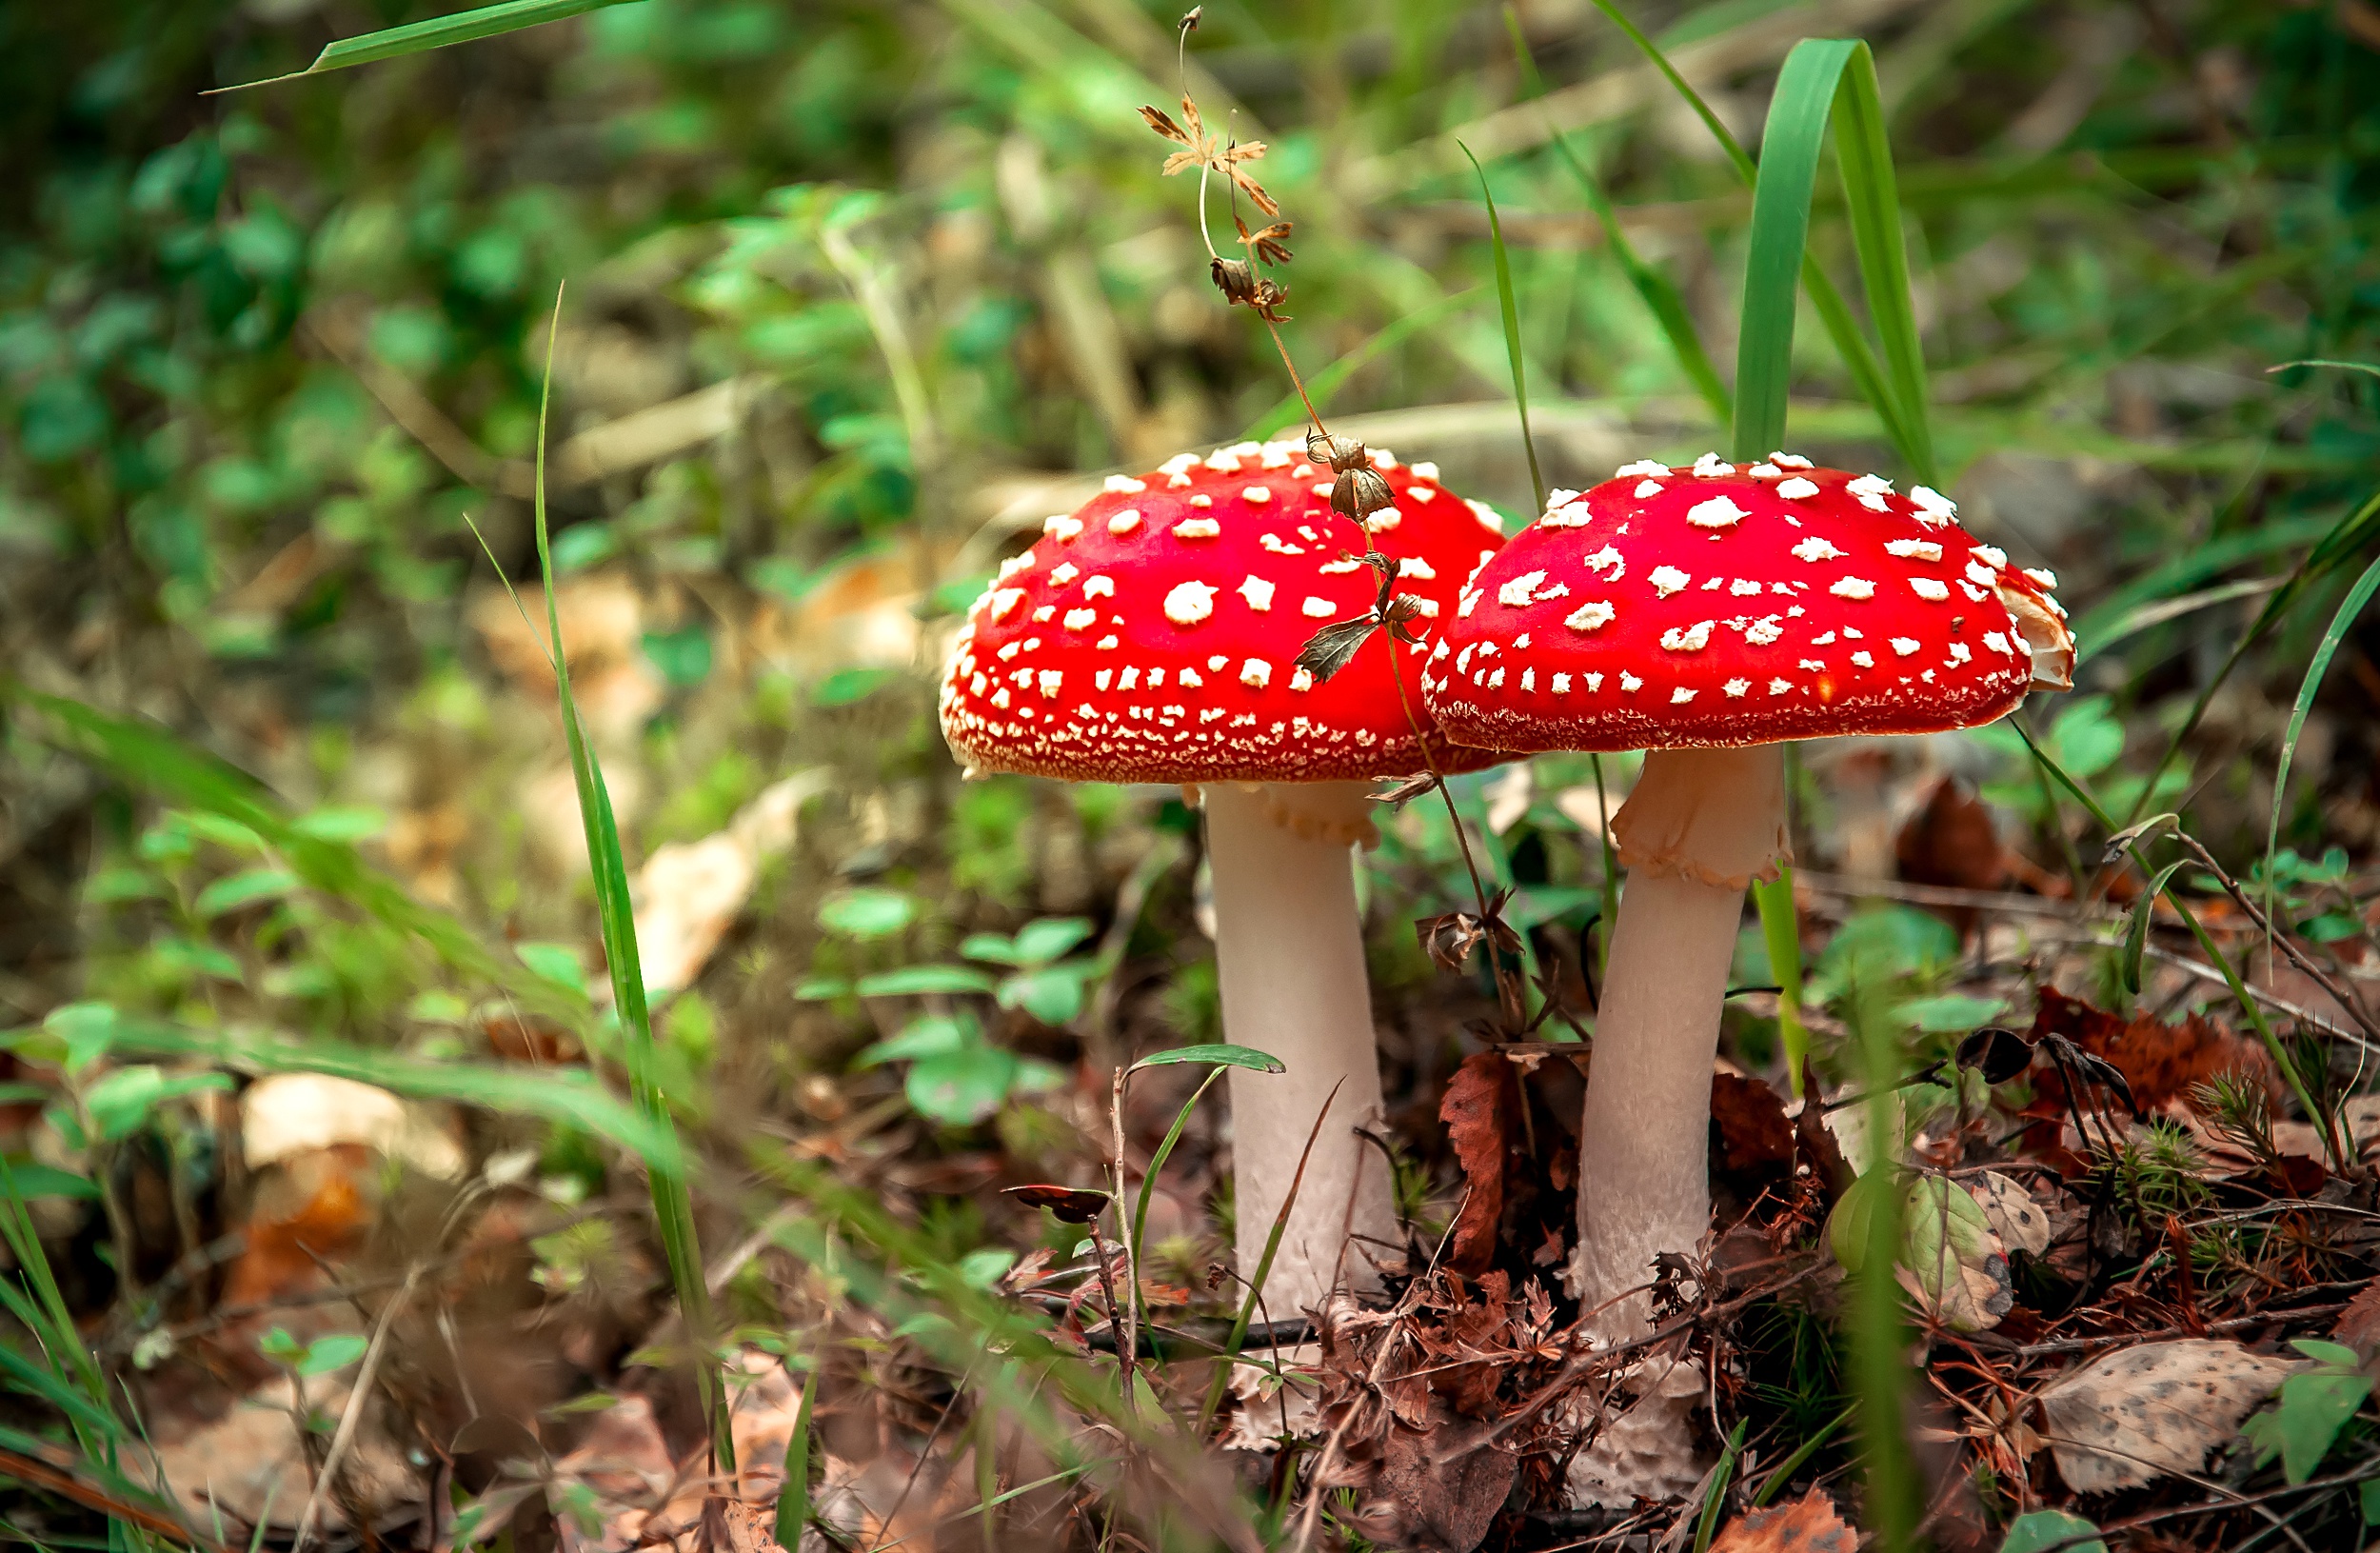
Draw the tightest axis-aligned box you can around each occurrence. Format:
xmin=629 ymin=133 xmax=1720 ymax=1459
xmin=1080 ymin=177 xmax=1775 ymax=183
xmin=1331 ymin=467 xmax=1393 ymax=521
xmin=1310 ymin=434 xmax=1369 ymax=474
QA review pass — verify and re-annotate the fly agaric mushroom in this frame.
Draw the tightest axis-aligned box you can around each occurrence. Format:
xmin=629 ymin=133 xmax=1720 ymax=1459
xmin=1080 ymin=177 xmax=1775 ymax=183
xmin=1423 ymin=453 xmax=2072 ymax=1501
xmin=941 ymin=436 xmax=1509 ymax=1317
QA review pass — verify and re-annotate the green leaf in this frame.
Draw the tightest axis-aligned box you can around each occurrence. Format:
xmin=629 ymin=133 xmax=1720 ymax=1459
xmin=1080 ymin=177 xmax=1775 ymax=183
xmin=295 ymin=1333 xmax=369 ymax=1377
xmin=958 ymin=1248 xmax=1017 ymax=1288
xmin=997 ymin=966 xmax=1088 ymax=1026
xmin=906 ymin=1045 xmax=1019 ymax=1125
xmin=44 ymin=1002 xmax=118 ymax=1075
xmin=1827 ymin=1167 xmax=1885 ymax=1269
xmin=813 ymin=667 xmax=895 ymax=707
xmin=192 ymin=866 xmax=298 ymax=918
xmin=641 ymin=625 xmax=712 ymax=687
xmin=791 ymin=977 xmax=854 ymax=1001
xmin=852 ymin=965 xmax=998 ymax=997
xmin=1128 ymin=1043 xmax=1285 ymax=1076
xmin=855 ymin=1015 xmax=972 ymax=1068
xmin=2000 ymin=1510 xmax=2106 ymax=1553
xmin=2267 ymin=548 xmax=2380 ymax=943
xmin=817 ymin=887 xmax=917 ymax=941
xmin=2243 ymin=1343 xmax=2373 ymax=1484
xmin=290 ymin=806 xmax=389 ymax=843
xmin=1458 ymin=143 xmax=1543 ymax=513
xmin=82 ymin=1065 xmax=233 ymax=1142
xmin=517 ymin=941 xmax=586 ymax=994
xmin=2121 ymin=862 xmax=2187 ymax=995
xmin=2361 ymin=1477 xmax=2380 ymax=1526
xmin=1894 ymin=993 xmax=2007 ymax=1033
xmin=0 ymin=1162 xmax=100 ymax=1202
xmin=775 ymin=1367 xmax=815 ymax=1549
xmin=1008 ymin=917 xmax=1096 ymax=967
xmin=216 ymin=0 xmax=645 ymax=91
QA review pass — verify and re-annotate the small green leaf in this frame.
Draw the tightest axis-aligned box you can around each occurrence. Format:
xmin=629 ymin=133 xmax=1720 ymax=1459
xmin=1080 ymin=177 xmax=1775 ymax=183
xmin=192 ymin=867 xmax=298 ymax=918
xmin=0 ymin=1162 xmax=100 ymax=1202
xmin=517 ymin=941 xmax=586 ymax=993
xmin=2000 ymin=1510 xmax=2106 ymax=1553
xmin=83 ymin=1066 xmax=233 ymax=1143
xmin=1128 ymin=1044 xmax=1285 ymax=1076
xmin=2243 ymin=1341 xmax=2374 ymax=1484
xmin=817 ymin=888 xmax=916 ymax=941
xmin=1827 ymin=1168 xmax=1885 ymax=1271
xmin=641 ymin=625 xmax=712 ymax=687
xmin=813 ymin=667 xmax=895 ymax=707
xmin=791 ymin=977 xmax=855 ymax=1001
xmin=958 ymin=1248 xmax=1016 ymax=1288
xmin=1894 ymin=994 xmax=2007 ymax=1033
xmin=44 ymin=1002 xmax=118 ymax=1075
xmin=853 ymin=965 xmax=998 ymax=997
xmin=906 ymin=1045 xmax=1018 ymax=1125
xmin=296 ymin=1333 xmax=369 ymax=1377
xmin=997 ymin=966 xmax=1088 ymax=1026
xmin=291 ymin=806 xmax=390 ymax=842
xmin=855 ymin=1015 xmax=971 ymax=1068
xmin=2122 ymin=862 xmax=2188 ymax=995
xmin=1008 ymin=917 xmax=1096 ymax=967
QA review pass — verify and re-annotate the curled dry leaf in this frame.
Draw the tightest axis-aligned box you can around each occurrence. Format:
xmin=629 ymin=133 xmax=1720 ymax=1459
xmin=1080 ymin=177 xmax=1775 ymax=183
xmin=1439 ymin=1053 xmax=1512 ymax=1273
xmin=1708 ymin=1487 xmax=1854 ymax=1552
xmin=2038 ymin=1339 xmax=2301 ymax=1493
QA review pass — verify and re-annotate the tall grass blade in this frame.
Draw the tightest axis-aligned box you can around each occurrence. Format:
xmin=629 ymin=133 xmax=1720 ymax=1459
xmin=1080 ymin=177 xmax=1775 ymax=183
xmin=1505 ymin=10 xmax=1730 ymax=424
xmin=1846 ymin=993 xmax=1916 ymax=1552
xmin=1460 ymin=143 xmax=1545 ymax=512
xmin=2264 ymin=548 xmax=2380 ymax=917
xmin=1198 ymin=1080 xmax=1343 ymax=1429
xmin=1733 ymin=39 xmax=1932 ymax=481
xmin=1754 ymin=874 xmax=1810 ymax=1095
xmin=1129 ymin=1066 xmax=1226 ymax=1293
xmin=522 ymin=289 xmax=732 ymax=1473
xmin=774 ymin=1366 xmax=815 ymax=1547
xmin=1591 ymin=1 xmax=1927 ymax=479
xmin=212 ymin=0 xmax=642 ymax=91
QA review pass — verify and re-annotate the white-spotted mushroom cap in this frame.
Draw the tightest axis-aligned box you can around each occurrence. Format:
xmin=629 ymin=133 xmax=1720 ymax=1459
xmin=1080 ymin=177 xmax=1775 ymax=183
xmin=940 ymin=440 xmax=1513 ymax=784
xmin=1421 ymin=454 xmax=2073 ymax=753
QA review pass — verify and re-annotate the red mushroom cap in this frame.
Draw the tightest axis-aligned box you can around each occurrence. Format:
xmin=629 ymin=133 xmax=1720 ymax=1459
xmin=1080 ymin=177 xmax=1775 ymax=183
xmin=940 ymin=439 xmax=1513 ymax=784
xmin=1421 ymin=453 xmax=2074 ymax=753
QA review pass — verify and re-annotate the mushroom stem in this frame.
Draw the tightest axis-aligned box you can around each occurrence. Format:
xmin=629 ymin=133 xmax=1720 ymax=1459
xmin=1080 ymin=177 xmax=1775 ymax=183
xmin=1567 ymin=744 xmax=1788 ymax=1503
xmin=1204 ymin=780 xmax=1398 ymax=1318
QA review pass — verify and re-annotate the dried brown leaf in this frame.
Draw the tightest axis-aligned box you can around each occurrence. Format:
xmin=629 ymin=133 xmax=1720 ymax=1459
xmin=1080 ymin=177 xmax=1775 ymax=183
xmin=1708 ymin=1489 xmax=1854 ymax=1552
xmin=2038 ymin=1339 xmax=2298 ymax=1493
xmin=1440 ymin=1054 xmax=1511 ymax=1273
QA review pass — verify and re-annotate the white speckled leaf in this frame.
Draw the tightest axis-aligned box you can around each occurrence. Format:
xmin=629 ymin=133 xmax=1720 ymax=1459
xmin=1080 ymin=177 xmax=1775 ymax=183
xmin=2039 ymin=1340 xmax=2301 ymax=1493
xmin=1969 ymin=1170 xmax=2052 ymax=1256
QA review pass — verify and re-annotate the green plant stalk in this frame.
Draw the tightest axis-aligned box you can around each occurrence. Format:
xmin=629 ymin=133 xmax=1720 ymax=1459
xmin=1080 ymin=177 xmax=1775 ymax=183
xmin=1755 ymin=874 xmax=1810 ymax=1093
xmin=1847 ymin=987 xmax=1918 ymax=1552
xmin=1503 ymin=8 xmax=1731 ymax=424
xmin=526 ymin=291 xmax=733 ymax=1473
xmin=1589 ymin=753 xmax=1620 ymax=987
xmin=1461 ymin=142 xmax=1545 ymax=512
xmin=2012 ymin=719 xmax=2341 ymax=1170
xmin=1198 ymin=1081 xmax=1342 ymax=1431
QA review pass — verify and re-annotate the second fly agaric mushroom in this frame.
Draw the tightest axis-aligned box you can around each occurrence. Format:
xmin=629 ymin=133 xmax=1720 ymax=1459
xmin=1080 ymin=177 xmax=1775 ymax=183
xmin=941 ymin=436 xmax=1509 ymax=1318
xmin=1423 ymin=452 xmax=2073 ymax=1501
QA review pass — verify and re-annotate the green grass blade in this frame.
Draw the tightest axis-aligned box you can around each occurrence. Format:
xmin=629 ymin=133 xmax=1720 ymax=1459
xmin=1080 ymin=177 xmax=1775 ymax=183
xmin=1460 ymin=142 xmax=1545 ymax=513
xmin=1692 ymin=1420 xmax=1749 ymax=1553
xmin=521 ymin=289 xmax=732 ymax=1474
xmin=2265 ymin=548 xmax=2380 ymax=940
xmin=1588 ymin=0 xmax=1755 ymax=182
xmin=1245 ymin=289 xmax=1482 ymax=441
xmin=1128 ymin=1066 xmax=1226 ymax=1297
xmin=1197 ymin=1081 xmax=1342 ymax=1430
xmin=774 ymin=1366 xmax=815 ymax=1547
xmin=1506 ymin=10 xmax=1730 ymax=425
xmin=1753 ymin=874 xmax=1809 ymax=1095
xmin=1824 ymin=46 xmax=1933 ymax=482
xmin=2121 ymin=862 xmax=2187 ymax=996
xmin=212 ymin=0 xmax=643 ymax=91
xmin=1127 ymin=1045 xmax=1283 ymax=1075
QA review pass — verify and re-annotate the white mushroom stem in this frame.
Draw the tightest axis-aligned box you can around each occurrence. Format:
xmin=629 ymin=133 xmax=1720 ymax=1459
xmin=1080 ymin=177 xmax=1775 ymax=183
xmin=1567 ymin=744 xmax=1789 ymax=1505
xmin=1204 ymin=780 xmax=1398 ymax=1319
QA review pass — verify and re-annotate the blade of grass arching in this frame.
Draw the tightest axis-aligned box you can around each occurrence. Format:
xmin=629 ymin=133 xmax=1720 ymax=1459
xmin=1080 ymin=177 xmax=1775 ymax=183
xmin=1592 ymin=1 xmax=1925 ymax=476
xmin=1754 ymin=874 xmax=1810 ymax=1096
xmin=1819 ymin=45 xmax=1932 ymax=483
xmin=1460 ymin=143 xmax=1545 ymax=513
xmin=1197 ymin=1080 xmax=1344 ymax=1431
xmin=1505 ymin=10 xmax=1730 ymax=426
xmin=1128 ymin=1065 xmax=1227 ymax=1293
xmin=2010 ymin=718 xmax=2339 ymax=1167
xmin=522 ymin=289 xmax=732 ymax=1475
xmin=1845 ymin=987 xmax=1917 ymax=1553
xmin=2265 ymin=548 xmax=2380 ymax=955
xmin=1245 ymin=289 xmax=1482 ymax=442
xmin=1691 ymin=1420 xmax=1750 ymax=1553
xmin=210 ymin=0 xmax=642 ymax=91
xmin=774 ymin=1365 xmax=814 ymax=1547
xmin=2127 ymin=487 xmax=2380 ymax=826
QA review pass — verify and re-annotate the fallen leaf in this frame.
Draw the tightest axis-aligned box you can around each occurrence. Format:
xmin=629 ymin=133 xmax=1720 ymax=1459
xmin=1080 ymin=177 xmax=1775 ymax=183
xmin=1895 ymin=775 xmax=2006 ymax=933
xmin=2331 ymin=1281 xmax=2380 ymax=1363
xmin=629 ymin=773 xmax=823 ymax=997
xmin=2038 ymin=1339 xmax=2299 ymax=1493
xmin=2031 ymin=986 xmax=2275 ymax=1115
xmin=1439 ymin=1054 xmax=1512 ymax=1273
xmin=221 ymin=1148 xmax=376 ymax=1308
xmin=1710 ymin=1071 xmax=1794 ymax=1183
xmin=1969 ymin=1171 xmax=2052 ymax=1256
xmin=154 ymin=1371 xmax=410 ymax=1529
xmin=1708 ymin=1488 xmax=1854 ymax=1551
xmin=1374 ymin=1400 xmax=1516 ymax=1553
